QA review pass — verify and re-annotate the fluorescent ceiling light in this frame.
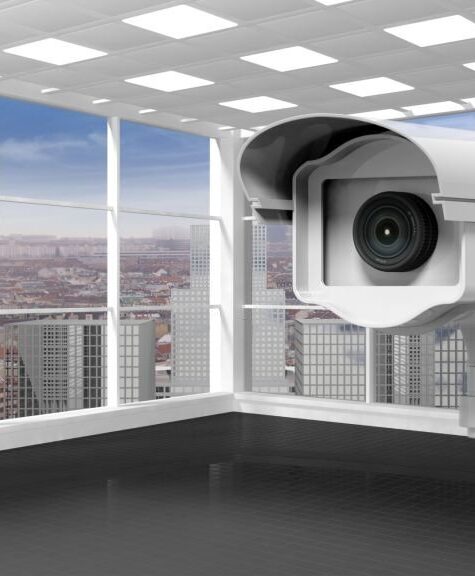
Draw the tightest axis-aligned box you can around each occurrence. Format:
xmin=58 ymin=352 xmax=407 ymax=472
xmin=252 ymin=125 xmax=267 ymax=130
xmin=220 ymin=96 xmax=297 ymax=113
xmin=385 ymin=15 xmax=475 ymax=47
xmin=240 ymin=129 xmax=255 ymax=138
xmin=314 ymin=0 xmax=354 ymax=5
xmin=126 ymin=71 xmax=213 ymax=92
xmin=462 ymin=97 xmax=475 ymax=108
xmin=402 ymin=101 xmax=464 ymax=116
xmin=180 ymin=118 xmax=197 ymax=123
xmin=330 ymin=77 xmax=414 ymax=97
xmin=241 ymin=46 xmax=337 ymax=72
xmin=218 ymin=125 xmax=234 ymax=130
xmin=122 ymin=4 xmax=237 ymax=39
xmin=92 ymin=98 xmax=110 ymax=104
xmin=4 ymin=38 xmax=107 ymax=65
xmin=350 ymin=109 xmax=406 ymax=120
xmin=463 ymin=61 xmax=475 ymax=73
xmin=139 ymin=108 xmax=156 ymax=114
xmin=41 ymin=87 xmax=59 ymax=94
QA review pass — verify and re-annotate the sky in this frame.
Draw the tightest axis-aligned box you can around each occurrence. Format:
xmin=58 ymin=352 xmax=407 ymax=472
xmin=1 ymin=95 xmax=475 ymax=237
xmin=0 ymin=96 xmax=210 ymax=236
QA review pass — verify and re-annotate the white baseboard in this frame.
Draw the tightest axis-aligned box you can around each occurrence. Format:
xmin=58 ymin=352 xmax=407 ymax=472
xmin=234 ymin=393 xmax=466 ymax=436
xmin=0 ymin=392 xmax=234 ymax=451
xmin=0 ymin=391 xmax=467 ymax=452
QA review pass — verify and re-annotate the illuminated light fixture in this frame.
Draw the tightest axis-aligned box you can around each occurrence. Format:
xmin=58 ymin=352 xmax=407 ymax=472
xmin=122 ymin=4 xmax=237 ymax=39
xmin=240 ymin=129 xmax=255 ymax=138
xmin=92 ymin=98 xmax=110 ymax=104
xmin=139 ymin=108 xmax=156 ymax=114
xmin=125 ymin=71 xmax=214 ymax=92
xmin=462 ymin=97 xmax=475 ymax=108
xmin=220 ymin=96 xmax=297 ymax=113
xmin=385 ymin=15 xmax=475 ymax=47
xmin=330 ymin=76 xmax=414 ymax=97
xmin=4 ymin=38 xmax=107 ymax=65
xmin=402 ymin=101 xmax=465 ymax=116
xmin=463 ymin=61 xmax=475 ymax=74
xmin=251 ymin=125 xmax=267 ymax=131
xmin=314 ymin=0 xmax=355 ymax=5
xmin=41 ymin=87 xmax=59 ymax=94
xmin=241 ymin=46 xmax=337 ymax=72
xmin=350 ymin=109 xmax=406 ymax=120
xmin=218 ymin=125 xmax=234 ymax=130
xmin=180 ymin=117 xmax=197 ymax=123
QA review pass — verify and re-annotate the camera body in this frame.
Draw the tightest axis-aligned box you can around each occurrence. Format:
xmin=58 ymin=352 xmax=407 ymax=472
xmin=239 ymin=114 xmax=475 ymax=331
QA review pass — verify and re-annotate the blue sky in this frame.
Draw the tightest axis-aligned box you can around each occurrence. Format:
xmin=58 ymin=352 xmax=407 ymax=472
xmin=0 ymin=97 xmax=209 ymax=236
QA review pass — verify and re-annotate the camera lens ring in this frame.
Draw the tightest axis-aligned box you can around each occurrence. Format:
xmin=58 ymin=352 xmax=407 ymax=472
xmin=353 ymin=191 xmax=438 ymax=272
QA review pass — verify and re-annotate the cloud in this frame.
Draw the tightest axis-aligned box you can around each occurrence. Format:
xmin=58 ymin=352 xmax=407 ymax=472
xmin=0 ymin=134 xmax=102 ymax=163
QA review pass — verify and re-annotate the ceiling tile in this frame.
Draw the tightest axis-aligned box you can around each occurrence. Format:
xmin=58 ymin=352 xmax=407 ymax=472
xmin=257 ymin=10 xmax=367 ymax=42
xmin=396 ymin=65 xmax=475 ymax=86
xmin=340 ymin=0 xmax=450 ymax=27
xmin=56 ymin=0 xmax=172 ymax=17
xmin=195 ymin=0 xmax=313 ymax=22
xmin=61 ymin=22 xmax=166 ymax=53
xmin=357 ymin=49 xmax=450 ymax=75
xmin=179 ymin=59 xmax=264 ymax=82
xmin=0 ymin=0 xmax=99 ymax=33
xmin=309 ymin=30 xmax=410 ymax=59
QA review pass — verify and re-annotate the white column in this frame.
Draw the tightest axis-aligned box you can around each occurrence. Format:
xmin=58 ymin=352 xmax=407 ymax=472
xmin=365 ymin=327 xmax=376 ymax=403
xmin=209 ymin=133 xmax=247 ymax=393
xmin=107 ymin=117 xmax=121 ymax=408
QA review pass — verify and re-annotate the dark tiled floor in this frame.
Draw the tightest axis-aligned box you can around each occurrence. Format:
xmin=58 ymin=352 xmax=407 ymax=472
xmin=1 ymin=414 xmax=475 ymax=575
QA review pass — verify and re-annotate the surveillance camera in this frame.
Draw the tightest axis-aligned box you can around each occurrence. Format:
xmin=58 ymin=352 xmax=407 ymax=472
xmin=239 ymin=114 xmax=475 ymax=331
xmin=239 ymin=113 xmax=475 ymax=435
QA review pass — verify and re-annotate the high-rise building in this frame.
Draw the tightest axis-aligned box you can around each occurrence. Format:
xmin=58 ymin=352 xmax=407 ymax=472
xmin=375 ymin=327 xmax=466 ymax=408
xmin=3 ymin=319 xmax=155 ymax=419
xmin=170 ymin=225 xmax=210 ymax=396
xmin=251 ymin=223 xmax=288 ymax=394
xmin=294 ymin=319 xmax=366 ymax=401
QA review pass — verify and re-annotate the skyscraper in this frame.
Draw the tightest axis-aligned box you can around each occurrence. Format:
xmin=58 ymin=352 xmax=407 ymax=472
xmin=294 ymin=319 xmax=366 ymax=401
xmin=3 ymin=319 xmax=155 ymax=419
xmin=170 ymin=225 xmax=210 ymax=396
xmin=251 ymin=223 xmax=288 ymax=394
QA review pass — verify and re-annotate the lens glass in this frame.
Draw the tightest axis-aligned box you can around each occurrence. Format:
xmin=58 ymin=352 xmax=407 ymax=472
xmin=363 ymin=206 xmax=411 ymax=259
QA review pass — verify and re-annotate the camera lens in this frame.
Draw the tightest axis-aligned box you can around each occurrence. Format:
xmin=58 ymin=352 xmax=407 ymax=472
xmin=353 ymin=192 xmax=438 ymax=272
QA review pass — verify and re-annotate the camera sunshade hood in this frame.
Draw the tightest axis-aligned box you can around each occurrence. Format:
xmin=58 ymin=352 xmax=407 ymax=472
xmin=239 ymin=113 xmax=475 ymax=225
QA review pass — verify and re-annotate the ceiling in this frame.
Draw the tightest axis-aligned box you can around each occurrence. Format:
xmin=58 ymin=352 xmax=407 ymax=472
xmin=1 ymin=0 xmax=475 ymax=137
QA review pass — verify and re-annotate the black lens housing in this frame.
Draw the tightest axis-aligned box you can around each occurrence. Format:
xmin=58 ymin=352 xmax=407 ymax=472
xmin=353 ymin=192 xmax=438 ymax=272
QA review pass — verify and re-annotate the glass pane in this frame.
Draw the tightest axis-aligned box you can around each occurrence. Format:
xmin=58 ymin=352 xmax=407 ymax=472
xmin=250 ymin=310 xmax=366 ymax=402
xmin=375 ymin=324 xmax=466 ymax=408
xmin=0 ymin=311 xmax=107 ymax=420
xmin=121 ymin=121 xmax=209 ymax=213
xmin=0 ymin=203 xmax=106 ymax=309
xmin=0 ymin=96 xmax=106 ymax=203
xmin=250 ymin=221 xmax=298 ymax=304
xmin=120 ymin=308 xmax=210 ymax=404
xmin=120 ymin=214 xmax=210 ymax=307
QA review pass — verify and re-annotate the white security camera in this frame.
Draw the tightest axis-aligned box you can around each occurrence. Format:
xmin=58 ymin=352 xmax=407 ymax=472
xmin=239 ymin=114 xmax=475 ymax=433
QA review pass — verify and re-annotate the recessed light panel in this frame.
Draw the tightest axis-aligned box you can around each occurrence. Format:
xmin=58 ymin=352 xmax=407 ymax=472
xmin=41 ymin=87 xmax=59 ymax=94
xmin=4 ymin=38 xmax=107 ymax=65
xmin=218 ymin=126 xmax=234 ymax=130
xmin=125 ymin=71 xmax=214 ymax=92
xmin=220 ymin=96 xmax=297 ymax=113
xmin=462 ymin=97 xmax=475 ymax=108
xmin=385 ymin=15 xmax=475 ymax=47
xmin=314 ymin=0 xmax=354 ymax=5
xmin=139 ymin=108 xmax=156 ymax=114
xmin=180 ymin=118 xmax=197 ymax=123
xmin=93 ymin=98 xmax=110 ymax=104
xmin=241 ymin=46 xmax=337 ymax=72
xmin=351 ymin=109 xmax=406 ymax=120
xmin=123 ymin=4 xmax=237 ymax=39
xmin=402 ymin=101 xmax=464 ymax=116
xmin=330 ymin=77 xmax=414 ymax=97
